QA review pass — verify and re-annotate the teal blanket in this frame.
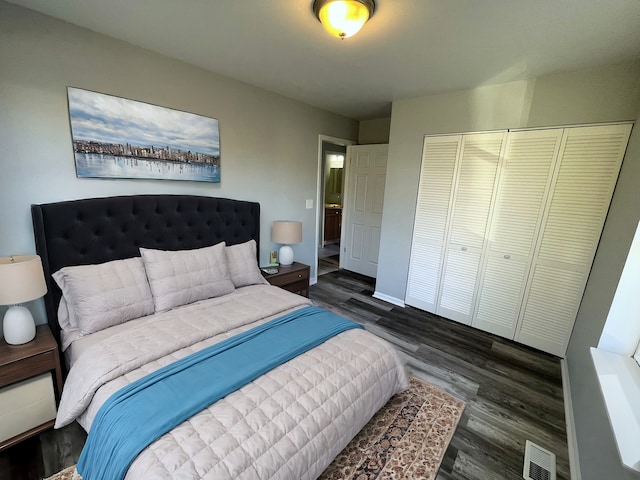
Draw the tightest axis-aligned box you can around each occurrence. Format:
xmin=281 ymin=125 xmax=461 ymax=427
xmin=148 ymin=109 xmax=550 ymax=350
xmin=76 ymin=305 xmax=362 ymax=480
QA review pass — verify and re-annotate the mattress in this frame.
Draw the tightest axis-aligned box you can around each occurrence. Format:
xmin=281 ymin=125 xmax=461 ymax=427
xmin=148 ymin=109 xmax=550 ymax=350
xmin=58 ymin=284 xmax=409 ymax=479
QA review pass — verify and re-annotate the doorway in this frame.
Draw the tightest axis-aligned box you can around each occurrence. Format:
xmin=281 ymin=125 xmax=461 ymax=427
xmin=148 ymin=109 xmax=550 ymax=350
xmin=318 ymin=141 xmax=346 ymax=276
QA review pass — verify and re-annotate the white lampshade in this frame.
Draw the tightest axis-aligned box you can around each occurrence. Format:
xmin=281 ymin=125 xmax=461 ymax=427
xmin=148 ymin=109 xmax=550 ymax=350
xmin=272 ymin=221 xmax=302 ymax=266
xmin=0 ymin=255 xmax=47 ymax=345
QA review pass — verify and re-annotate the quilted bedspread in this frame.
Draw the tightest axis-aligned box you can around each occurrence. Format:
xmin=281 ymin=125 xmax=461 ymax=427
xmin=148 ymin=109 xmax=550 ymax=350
xmin=57 ymin=284 xmax=409 ymax=479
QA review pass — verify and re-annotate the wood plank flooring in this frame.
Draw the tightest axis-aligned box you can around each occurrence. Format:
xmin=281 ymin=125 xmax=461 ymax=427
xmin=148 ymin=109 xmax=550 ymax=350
xmin=310 ymin=269 xmax=570 ymax=480
xmin=0 ymin=267 xmax=569 ymax=479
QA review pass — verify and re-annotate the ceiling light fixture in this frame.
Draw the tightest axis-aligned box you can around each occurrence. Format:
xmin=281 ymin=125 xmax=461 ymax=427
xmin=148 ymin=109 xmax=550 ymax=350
xmin=313 ymin=0 xmax=376 ymax=40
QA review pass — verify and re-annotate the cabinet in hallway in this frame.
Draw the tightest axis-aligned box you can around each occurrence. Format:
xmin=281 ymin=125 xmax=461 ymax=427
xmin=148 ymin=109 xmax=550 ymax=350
xmin=323 ymin=206 xmax=342 ymax=245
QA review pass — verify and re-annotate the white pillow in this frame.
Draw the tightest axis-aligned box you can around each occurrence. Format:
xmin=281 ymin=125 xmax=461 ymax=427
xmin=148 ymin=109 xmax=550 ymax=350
xmin=52 ymin=257 xmax=154 ymax=335
xmin=56 ymin=297 xmax=83 ymax=351
xmin=225 ymin=239 xmax=268 ymax=288
xmin=140 ymin=243 xmax=235 ymax=313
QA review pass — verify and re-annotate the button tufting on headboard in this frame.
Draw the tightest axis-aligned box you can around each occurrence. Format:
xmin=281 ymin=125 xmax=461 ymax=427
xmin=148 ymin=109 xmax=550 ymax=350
xmin=31 ymin=194 xmax=261 ymax=368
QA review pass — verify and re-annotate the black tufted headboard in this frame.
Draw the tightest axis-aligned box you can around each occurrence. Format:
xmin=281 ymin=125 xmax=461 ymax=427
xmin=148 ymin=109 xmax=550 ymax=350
xmin=32 ymin=195 xmax=260 ymax=355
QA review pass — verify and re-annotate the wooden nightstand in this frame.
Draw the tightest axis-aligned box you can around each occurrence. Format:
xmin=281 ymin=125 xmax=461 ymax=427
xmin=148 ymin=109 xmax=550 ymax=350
xmin=262 ymin=262 xmax=310 ymax=297
xmin=0 ymin=324 xmax=62 ymax=451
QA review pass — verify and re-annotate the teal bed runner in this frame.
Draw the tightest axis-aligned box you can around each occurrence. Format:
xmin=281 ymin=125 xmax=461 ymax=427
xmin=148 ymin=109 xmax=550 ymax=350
xmin=76 ymin=305 xmax=362 ymax=480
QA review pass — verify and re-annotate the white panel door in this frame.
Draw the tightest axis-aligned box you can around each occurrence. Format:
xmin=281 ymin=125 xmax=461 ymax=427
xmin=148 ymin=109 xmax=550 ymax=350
xmin=473 ymin=129 xmax=563 ymax=338
xmin=517 ymin=124 xmax=632 ymax=356
xmin=342 ymin=144 xmax=388 ymax=278
xmin=437 ymin=132 xmax=506 ymax=324
xmin=406 ymin=135 xmax=462 ymax=312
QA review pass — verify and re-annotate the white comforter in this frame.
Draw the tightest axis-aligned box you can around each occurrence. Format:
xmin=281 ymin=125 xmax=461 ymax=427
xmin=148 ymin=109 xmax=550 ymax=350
xmin=57 ymin=284 xmax=409 ymax=479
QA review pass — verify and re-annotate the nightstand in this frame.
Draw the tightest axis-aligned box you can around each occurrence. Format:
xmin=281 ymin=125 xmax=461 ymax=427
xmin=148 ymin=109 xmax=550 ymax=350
xmin=262 ymin=262 xmax=310 ymax=297
xmin=0 ymin=324 xmax=62 ymax=451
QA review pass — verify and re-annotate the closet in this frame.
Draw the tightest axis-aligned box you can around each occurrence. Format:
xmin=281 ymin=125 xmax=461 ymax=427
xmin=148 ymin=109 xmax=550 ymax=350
xmin=406 ymin=123 xmax=632 ymax=356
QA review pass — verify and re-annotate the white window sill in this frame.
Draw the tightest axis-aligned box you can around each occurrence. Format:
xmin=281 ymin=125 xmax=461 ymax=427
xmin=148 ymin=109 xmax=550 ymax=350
xmin=590 ymin=347 xmax=640 ymax=473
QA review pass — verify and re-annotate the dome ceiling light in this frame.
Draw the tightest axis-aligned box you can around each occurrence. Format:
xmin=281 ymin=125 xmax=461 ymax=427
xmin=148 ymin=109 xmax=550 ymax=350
xmin=313 ymin=0 xmax=376 ymax=40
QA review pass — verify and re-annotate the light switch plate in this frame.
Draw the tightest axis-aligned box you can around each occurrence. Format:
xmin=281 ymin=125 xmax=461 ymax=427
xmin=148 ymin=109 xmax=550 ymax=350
xmin=306 ymin=199 xmax=313 ymax=209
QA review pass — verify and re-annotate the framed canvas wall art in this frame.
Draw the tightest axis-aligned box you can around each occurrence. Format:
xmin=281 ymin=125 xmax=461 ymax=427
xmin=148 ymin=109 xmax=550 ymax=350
xmin=67 ymin=87 xmax=221 ymax=183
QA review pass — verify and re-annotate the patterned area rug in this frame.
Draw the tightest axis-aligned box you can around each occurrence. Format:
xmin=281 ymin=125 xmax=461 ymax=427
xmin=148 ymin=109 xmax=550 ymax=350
xmin=46 ymin=377 xmax=464 ymax=480
xmin=320 ymin=376 xmax=465 ymax=479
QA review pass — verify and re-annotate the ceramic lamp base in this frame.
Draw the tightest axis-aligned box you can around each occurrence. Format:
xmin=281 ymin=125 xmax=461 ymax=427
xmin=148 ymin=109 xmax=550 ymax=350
xmin=279 ymin=245 xmax=294 ymax=266
xmin=3 ymin=305 xmax=36 ymax=345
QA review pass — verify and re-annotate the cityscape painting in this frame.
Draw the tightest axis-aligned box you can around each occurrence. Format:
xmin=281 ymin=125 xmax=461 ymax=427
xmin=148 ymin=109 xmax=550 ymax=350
xmin=67 ymin=87 xmax=220 ymax=183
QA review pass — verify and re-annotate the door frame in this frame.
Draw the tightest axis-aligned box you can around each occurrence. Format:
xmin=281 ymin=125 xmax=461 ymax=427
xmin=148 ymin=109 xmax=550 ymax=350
xmin=314 ymin=134 xmax=356 ymax=285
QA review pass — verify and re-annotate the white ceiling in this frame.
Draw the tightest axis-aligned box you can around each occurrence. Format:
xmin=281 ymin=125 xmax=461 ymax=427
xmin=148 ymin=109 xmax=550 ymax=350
xmin=8 ymin=0 xmax=640 ymax=120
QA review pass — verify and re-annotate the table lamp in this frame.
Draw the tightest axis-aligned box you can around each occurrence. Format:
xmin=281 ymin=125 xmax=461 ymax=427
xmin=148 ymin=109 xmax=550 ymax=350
xmin=0 ymin=255 xmax=48 ymax=345
xmin=272 ymin=221 xmax=302 ymax=266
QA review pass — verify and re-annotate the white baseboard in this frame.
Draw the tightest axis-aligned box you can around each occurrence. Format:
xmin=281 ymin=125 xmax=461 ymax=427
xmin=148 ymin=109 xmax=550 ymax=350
xmin=372 ymin=291 xmax=405 ymax=307
xmin=561 ymin=358 xmax=582 ymax=480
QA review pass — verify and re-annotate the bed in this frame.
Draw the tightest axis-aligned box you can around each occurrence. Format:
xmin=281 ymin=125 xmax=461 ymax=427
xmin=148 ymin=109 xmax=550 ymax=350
xmin=32 ymin=194 xmax=409 ymax=480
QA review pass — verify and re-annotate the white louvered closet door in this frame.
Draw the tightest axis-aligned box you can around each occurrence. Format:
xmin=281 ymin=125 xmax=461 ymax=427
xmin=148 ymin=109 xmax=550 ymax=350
xmin=437 ymin=132 xmax=506 ymax=324
xmin=517 ymin=124 xmax=633 ymax=356
xmin=473 ymin=129 xmax=564 ymax=338
xmin=405 ymin=135 xmax=462 ymax=312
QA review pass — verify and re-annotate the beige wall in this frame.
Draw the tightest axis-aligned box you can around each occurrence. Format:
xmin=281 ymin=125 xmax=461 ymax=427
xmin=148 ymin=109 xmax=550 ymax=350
xmin=376 ymin=62 xmax=640 ymax=479
xmin=358 ymin=117 xmax=391 ymax=144
xmin=0 ymin=1 xmax=358 ymax=327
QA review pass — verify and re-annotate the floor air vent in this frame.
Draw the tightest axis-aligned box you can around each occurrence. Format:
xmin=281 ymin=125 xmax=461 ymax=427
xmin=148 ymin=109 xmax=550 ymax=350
xmin=523 ymin=440 xmax=556 ymax=480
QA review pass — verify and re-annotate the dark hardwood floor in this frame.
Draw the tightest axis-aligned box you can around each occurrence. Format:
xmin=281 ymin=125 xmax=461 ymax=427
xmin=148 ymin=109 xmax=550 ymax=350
xmin=0 ymin=420 xmax=85 ymax=480
xmin=310 ymin=268 xmax=570 ymax=480
xmin=0 ymin=268 xmax=569 ymax=479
